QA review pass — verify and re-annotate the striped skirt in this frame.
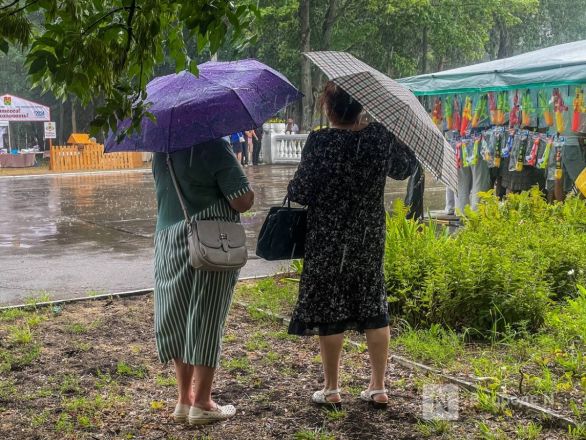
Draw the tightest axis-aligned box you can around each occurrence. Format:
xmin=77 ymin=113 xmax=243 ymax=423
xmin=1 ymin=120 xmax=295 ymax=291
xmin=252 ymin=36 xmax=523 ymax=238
xmin=154 ymin=215 xmax=239 ymax=368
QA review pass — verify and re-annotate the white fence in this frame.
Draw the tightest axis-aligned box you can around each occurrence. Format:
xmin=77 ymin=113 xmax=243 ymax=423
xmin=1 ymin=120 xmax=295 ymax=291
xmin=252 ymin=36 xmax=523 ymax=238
xmin=261 ymin=123 xmax=308 ymax=164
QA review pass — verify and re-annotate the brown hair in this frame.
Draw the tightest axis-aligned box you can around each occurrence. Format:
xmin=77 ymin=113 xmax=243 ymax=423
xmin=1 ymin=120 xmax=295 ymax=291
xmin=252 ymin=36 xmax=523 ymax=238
xmin=319 ymin=81 xmax=363 ymax=125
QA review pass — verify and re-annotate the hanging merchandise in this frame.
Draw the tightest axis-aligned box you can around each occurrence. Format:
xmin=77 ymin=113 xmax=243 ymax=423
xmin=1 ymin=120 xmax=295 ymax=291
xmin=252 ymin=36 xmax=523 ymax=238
xmin=553 ymin=88 xmax=568 ymax=133
xmin=488 ymin=92 xmax=498 ymax=125
xmin=461 ymin=139 xmax=470 ymax=167
xmin=514 ymin=131 xmax=529 ymax=171
xmin=572 ymin=87 xmax=585 ymax=132
xmin=469 ymin=136 xmax=481 ymax=166
xmin=453 ymin=96 xmax=462 ymax=132
xmin=472 ymin=94 xmax=488 ymax=128
xmin=444 ymin=96 xmax=453 ymax=131
xmin=432 ymin=98 xmax=443 ymax=128
xmin=555 ymin=144 xmax=563 ymax=180
xmin=481 ymin=131 xmax=493 ymax=164
xmin=503 ymin=130 xmax=515 ymax=158
xmin=526 ymin=133 xmax=542 ymax=167
xmin=521 ymin=90 xmax=536 ymax=127
xmin=455 ymin=141 xmax=463 ymax=169
xmin=460 ymin=96 xmax=473 ymax=136
xmin=538 ymin=137 xmax=554 ymax=169
xmin=538 ymin=90 xmax=554 ymax=127
xmin=493 ymin=127 xmax=504 ymax=167
xmin=510 ymin=91 xmax=520 ymax=128
xmin=497 ymin=92 xmax=509 ymax=125
xmin=508 ymin=132 xmax=522 ymax=172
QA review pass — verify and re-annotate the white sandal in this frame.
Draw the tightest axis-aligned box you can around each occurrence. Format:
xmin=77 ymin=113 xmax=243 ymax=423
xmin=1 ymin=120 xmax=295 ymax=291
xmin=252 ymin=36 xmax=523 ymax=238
xmin=188 ymin=404 xmax=236 ymax=425
xmin=172 ymin=403 xmax=190 ymax=422
xmin=360 ymin=389 xmax=389 ymax=409
xmin=312 ymin=389 xmax=342 ymax=409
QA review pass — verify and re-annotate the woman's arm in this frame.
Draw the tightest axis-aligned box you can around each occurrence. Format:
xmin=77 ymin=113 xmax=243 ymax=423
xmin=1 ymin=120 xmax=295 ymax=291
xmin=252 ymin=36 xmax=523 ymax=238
xmin=207 ymin=142 xmax=254 ymax=212
xmin=229 ymin=191 xmax=254 ymax=213
xmin=388 ymin=137 xmax=418 ymax=181
xmin=287 ymin=132 xmax=321 ymax=205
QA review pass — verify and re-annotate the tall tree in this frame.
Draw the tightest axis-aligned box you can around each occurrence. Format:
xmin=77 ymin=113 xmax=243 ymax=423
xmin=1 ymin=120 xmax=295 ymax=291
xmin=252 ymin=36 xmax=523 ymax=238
xmin=299 ymin=0 xmax=313 ymax=131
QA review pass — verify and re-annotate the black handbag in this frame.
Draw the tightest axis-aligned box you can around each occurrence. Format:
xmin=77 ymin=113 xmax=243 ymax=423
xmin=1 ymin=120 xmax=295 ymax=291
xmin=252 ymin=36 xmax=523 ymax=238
xmin=255 ymin=197 xmax=307 ymax=260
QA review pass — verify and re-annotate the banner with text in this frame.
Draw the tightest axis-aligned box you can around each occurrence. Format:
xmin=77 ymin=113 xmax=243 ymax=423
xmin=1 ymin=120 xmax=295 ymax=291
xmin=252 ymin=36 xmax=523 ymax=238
xmin=0 ymin=94 xmax=50 ymax=122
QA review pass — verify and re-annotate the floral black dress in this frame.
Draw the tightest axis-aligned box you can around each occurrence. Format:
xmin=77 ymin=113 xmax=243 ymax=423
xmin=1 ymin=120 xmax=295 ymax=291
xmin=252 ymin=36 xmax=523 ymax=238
xmin=287 ymin=122 xmax=417 ymax=336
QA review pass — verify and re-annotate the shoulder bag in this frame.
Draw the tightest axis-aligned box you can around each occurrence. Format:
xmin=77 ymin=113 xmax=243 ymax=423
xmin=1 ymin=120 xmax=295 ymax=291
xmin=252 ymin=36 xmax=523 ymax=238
xmin=255 ymin=197 xmax=307 ymax=261
xmin=166 ymin=154 xmax=248 ymax=271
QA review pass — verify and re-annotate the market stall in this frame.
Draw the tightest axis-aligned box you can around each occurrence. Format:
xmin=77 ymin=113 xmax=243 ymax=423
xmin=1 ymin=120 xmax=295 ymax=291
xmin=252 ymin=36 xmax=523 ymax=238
xmin=0 ymin=94 xmax=51 ymax=168
xmin=398 ymin=40 xmax=586 ymax=199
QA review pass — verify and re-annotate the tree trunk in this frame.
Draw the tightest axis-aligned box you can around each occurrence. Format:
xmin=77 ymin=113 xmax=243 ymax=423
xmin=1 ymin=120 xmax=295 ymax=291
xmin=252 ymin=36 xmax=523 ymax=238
xmin=70 ymin=98 xmax=77 ymax=134
xmin=312 ymin=0 xmax=340 ymax=124
xmin=321 ymin=0 xmax=339 ymax=50
xmin=436 ymin=56 xmax=445 ymax=72
xmin=299 ymin=0 xmax=312 ymax=132
xmin=496 ymin=18 xmax=512 ymax=59
xmin=419 ymin=26 xmax=428 ymax=74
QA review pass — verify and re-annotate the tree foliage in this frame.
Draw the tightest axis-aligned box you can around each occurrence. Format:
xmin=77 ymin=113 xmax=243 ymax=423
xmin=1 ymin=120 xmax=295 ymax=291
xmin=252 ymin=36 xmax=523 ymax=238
xmin=2 ymin=0 xmax=586 ymax=136
xmin=232 ymin=0 xmax=586 ymax=129
xmin=0 ymin=0 xmax=257 ymax=137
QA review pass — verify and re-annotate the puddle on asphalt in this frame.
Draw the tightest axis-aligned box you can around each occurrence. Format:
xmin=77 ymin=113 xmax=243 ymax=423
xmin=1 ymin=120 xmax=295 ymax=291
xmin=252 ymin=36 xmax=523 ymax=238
xmin=0 ymin=166 xmax=446 ymax=256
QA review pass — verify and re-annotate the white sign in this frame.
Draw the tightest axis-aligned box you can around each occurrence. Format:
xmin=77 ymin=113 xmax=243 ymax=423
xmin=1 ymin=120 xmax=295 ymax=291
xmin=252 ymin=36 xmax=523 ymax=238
xmin=44 ymin=121 xmax=57 ymax=139
xmin=0 ymin=94 xmax=50 ymax=122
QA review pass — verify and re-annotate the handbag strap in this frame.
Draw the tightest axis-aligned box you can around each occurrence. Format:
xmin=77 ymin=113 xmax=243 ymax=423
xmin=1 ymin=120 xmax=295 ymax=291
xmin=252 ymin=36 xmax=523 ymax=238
xmin=166 ymin=153 xmax=192 ymax=224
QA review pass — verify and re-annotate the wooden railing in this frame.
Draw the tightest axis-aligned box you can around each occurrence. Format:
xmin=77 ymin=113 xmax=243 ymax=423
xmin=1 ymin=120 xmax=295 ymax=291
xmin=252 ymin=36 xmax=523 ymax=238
xmin=50 ymin=144 xmax=143 ymax=172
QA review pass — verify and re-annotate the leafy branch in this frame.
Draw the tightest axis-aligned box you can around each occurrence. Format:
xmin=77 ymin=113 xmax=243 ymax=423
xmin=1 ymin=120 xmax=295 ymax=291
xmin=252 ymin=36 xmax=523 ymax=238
xmin=82 ymin=6 xmax=140 ymax=36
xmin=0 ymin=0 xmax=20 ymax=11
xmin=119 ymin=0 xmax=136 ymax=70
xmin=0 ymin=0 xmax=40 ymax=17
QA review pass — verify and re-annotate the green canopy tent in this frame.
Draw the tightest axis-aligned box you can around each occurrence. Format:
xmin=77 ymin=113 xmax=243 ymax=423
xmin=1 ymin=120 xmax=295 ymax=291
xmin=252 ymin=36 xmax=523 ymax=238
xmin=398 ymin=40 xmax=586 ymax=96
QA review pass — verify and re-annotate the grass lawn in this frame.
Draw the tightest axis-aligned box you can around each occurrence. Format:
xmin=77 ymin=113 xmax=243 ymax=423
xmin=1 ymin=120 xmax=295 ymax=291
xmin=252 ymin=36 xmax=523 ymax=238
xmin=0 ymin=281 xmax=582 ymax=439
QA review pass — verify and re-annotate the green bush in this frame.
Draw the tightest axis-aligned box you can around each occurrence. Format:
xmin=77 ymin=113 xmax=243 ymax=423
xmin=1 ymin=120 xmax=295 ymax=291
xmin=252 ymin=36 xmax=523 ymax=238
xmin=384 ymin=190 xmax=586 ymax=337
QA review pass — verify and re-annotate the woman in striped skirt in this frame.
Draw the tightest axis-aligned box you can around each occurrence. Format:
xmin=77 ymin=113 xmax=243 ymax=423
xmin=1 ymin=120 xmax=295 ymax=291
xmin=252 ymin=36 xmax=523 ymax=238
xmin=152 ymin=139 xmax=254 ymax=424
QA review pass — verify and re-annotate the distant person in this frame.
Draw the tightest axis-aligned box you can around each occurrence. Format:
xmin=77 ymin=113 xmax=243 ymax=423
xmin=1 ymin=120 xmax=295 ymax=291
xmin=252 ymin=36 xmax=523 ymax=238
xmin=457 ymin=158 xmax=492 ymax=212
xmin=548 ymin=133 xmax=586 ymax=201
xmin=444 ymin=187 xmax=456 ymax=215
xmin=252 ymin=127 xmax=263 ymax=165
xmin=152 ymin=141 xmax=254 ymax=425
xmin=229 ymin=132 xmax=245 ymax=163
xmin=244 ymin=130 xmax=257 ymax=167
xmin=285 ymin=118 xmax=300 ymax=134
xmin=287 ymin=81 xmax=417 ymax=409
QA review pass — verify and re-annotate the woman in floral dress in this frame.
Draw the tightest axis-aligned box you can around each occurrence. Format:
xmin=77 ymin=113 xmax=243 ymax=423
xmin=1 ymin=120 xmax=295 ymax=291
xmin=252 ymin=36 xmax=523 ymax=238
xmin=287 ymin=82 xmax=417 ymax=408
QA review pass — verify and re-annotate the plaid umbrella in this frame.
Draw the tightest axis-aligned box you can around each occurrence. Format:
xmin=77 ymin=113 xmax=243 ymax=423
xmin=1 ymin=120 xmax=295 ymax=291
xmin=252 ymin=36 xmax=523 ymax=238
xmin=305 ymin=51 xmax=457 ymax=191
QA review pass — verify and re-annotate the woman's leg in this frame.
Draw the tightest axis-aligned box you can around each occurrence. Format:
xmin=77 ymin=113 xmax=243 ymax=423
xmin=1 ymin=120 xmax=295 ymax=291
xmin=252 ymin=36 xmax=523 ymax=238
xmin=192 ymin=365 xmax=216 ymax=410
xmin=319 ymin=333 xmax=344 ymax=402
xmin=174 ymin=358 xmax=195 ymax=405
xmin=365 ymin=326 xmax=390 ymax=403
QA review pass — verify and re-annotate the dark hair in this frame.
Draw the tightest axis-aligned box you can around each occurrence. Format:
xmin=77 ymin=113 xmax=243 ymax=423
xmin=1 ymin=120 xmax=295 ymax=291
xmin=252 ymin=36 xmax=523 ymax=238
xmin=319 ymin=81 xmax=363 ymax=125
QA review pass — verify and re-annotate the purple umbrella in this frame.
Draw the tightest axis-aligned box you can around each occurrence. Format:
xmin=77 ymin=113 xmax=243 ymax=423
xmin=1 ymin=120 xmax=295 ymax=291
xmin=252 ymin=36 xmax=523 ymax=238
xmin=105 ymin=59 xmax=302 ymax=152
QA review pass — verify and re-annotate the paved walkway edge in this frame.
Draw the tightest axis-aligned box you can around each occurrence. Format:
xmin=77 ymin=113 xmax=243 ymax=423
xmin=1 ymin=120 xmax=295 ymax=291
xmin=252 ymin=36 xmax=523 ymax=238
xmin=0 ymin=273 xmax=280 ymax=311
xmin=0 ymin=168 xmax=151 ymax=180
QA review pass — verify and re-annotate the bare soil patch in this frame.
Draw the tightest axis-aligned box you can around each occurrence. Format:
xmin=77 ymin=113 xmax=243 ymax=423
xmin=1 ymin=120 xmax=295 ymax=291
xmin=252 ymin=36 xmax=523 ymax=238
xmin=0 ymin=294 xmax=574 ymax=439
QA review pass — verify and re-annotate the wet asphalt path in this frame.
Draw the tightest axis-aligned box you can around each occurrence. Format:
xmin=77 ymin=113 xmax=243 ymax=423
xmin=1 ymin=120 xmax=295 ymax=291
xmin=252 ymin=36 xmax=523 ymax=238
xmin=0 ymin=165 xmax=445 ymax=305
